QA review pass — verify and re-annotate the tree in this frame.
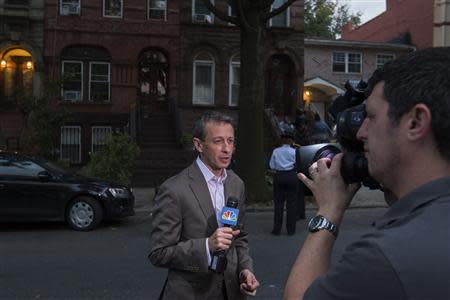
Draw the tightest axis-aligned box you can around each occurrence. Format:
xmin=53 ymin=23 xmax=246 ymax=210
xmin=305 ymin=0 xmax=361 ymax=38
xmin=202 ymin=0 xmax=297 ymax=203
xmin=16 ymin=78 xmax=70 ymax=160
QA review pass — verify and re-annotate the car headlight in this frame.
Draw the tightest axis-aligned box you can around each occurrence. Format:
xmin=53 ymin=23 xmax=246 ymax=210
xmin=108 ymin=188 xmax=129 ymax=198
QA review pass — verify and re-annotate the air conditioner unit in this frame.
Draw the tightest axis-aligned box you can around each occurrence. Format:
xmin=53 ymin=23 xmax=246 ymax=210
xmin=64 ymin=91 xmax=81 ymax=101
xmin=61 ymin=3 xmax=80 ymax=15
xmin=153 ymin=0 xmax=166 ymax=9
xmin=194 ymin=14 xmax=212 ymax=24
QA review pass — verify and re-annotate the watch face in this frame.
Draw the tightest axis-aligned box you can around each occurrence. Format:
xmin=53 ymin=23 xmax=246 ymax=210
xmin=308 ymin=215 xmax=323 ymax=231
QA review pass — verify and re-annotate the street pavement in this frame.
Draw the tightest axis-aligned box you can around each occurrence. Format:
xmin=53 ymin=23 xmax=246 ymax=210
xmin=0 ymin=206 xmax=388 ymax=300
xmin=132 ymin=185 xmax=388 ymax=214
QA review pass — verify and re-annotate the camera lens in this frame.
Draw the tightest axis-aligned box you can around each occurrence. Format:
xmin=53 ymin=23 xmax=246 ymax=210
xmin=316 ymin=149 xmax=337 ymax=160
xmin=297 ymin=144 xmax=341 ymax=177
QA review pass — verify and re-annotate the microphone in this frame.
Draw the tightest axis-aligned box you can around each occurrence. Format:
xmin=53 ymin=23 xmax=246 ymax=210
xmin=210 ymin=197 xmax=239 ymax=273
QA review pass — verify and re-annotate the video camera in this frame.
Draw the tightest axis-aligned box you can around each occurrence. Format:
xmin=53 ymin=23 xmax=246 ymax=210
xmin=297 ymin=80 xmax=380 ymax=189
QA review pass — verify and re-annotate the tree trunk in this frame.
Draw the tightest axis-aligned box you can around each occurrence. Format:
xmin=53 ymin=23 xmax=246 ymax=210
xmin=235 ymin=22 xmax=271 ymax=204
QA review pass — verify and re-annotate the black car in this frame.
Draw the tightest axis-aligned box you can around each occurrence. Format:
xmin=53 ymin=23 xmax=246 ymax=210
xmin=0 ymin=152 xmax=135 ymax=231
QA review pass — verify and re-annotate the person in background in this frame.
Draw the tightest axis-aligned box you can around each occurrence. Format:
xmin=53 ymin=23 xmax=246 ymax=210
xmin=149 ymin=112 xmax=259 ymax=299
xmin=269 ymin=124 xmax=298 ymax=235
xmin=283 ymin=47 xmax=450 ymax=300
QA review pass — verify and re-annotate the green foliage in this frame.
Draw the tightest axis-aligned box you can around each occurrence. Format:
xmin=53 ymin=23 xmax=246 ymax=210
xmin=86 ymin=133 xmax=140 ymax=186
xmin=15 ymin=78 xmax=70 ymax=159
xmin=305 ymin=0 xmax=362 ymax=38
xmin=55 ymin=158 xmax=71 ymax=170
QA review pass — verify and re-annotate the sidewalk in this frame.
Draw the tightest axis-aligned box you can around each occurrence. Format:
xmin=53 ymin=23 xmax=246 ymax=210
xmin=132 ymin=186 xmax=387 ymax=213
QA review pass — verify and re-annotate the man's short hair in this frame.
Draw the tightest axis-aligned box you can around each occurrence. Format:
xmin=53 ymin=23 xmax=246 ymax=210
xmin=192 ymin=112 xmax=235 ymax=141
xmin=367 ymin=47 xmax=450 ymax=161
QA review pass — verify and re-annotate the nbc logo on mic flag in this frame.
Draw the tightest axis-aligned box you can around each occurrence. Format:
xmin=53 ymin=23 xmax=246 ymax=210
xmin=222 ymin=210 xmax=237 ymax=222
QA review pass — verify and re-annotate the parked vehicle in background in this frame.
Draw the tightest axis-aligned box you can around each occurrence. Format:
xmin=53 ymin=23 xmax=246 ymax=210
xmin=0 ymin=152 xmax=135 ymax=231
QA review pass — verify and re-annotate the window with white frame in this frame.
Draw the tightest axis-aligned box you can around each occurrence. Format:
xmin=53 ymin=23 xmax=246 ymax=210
xmin=60 ymin=0 xmax=80 ymax=15
xmin=332 ymin=52 xmax=362 ymax=73
xmin=61 ymin=126 xmax=81 ymax=163
xmin=148 ymin=0 xmax=167 ymax=20
xmin=193 ymin=54 xmax=215 ymax=105
xmin=91 ymin=126 xmax=112 ymax=153
xmin=62 ymin=61 xmax=83 ymax=102
xmin=270 ymin=0 xmax=289 ymax=27
xmin=89 ymin=62 xmax=110 ymax=102
xmin=376 ymin=54 xmax=395 ymax=68
xmin=61 ymin=47 xmax=111 ymax=103
xmin=192 ymin=0 xmax=214 ymax=24
xmin=103 ymin=0 xmax=122 ymax=17
xmin=229 ymin=56 xmax=240 ymax=106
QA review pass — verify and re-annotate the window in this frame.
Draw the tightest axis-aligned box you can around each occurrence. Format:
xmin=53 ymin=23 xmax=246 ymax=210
xmin=91 ymin=126 xmax=112 ymax=153
xmin=332 ymin=52 xmax=362 ymax=73
xmin=193 ymin=54 xmax=215 ymax=105
xmin=148 ymin=0 xmax=167 ymax=20
xmin=89 ymin=62 xmax=110 ymax=102
xmin=0 ymin=157 xmax=45 ymax=177
xmin=5 ymin=0 xmax=29 ymax=5
xmin=60 ymin=47 xmax=111 ymax=103
xmin=139 ymin=50 xmax=168 ymax=98
xmin=229 ymin=56 xmax=240 ymax=106
xmin=62 ymin=61 xmax=83 ymax=102
xmin=376 ymin=54 xmax=395 ymax=68
xmin=60 ymin=0 xmax=80 ymax=15
xmin=192 ymin=0 xmax=214 ymax=24
xmin=103 ymin=0 xmax=123 ymax=18
xmin=61 ymin=126 xmax=81 ymax=163
xmin=270 ymin=0 xmax=290 ymax=27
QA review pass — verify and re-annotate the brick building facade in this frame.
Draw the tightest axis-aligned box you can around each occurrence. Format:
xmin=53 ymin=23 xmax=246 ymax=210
xmin=2 ymin=1 xmax=304 ymax=179
xmin=341 ymin=0 xmax=434 ymax=50
xmin=304 ymin=38 xmax=414 ymax=124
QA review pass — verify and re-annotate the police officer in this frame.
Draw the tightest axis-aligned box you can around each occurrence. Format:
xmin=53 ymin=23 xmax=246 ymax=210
xmin=269 ymin=124 xmax=298 ymax=235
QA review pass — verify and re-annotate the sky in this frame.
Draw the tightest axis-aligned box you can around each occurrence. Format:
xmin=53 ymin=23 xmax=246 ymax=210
xmin=340 ymin=0 xmax=387 ymax=23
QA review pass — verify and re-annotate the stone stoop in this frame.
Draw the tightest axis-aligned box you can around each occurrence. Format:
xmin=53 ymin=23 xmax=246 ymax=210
xmin=132 ymin=112 xmax=195 ymax=187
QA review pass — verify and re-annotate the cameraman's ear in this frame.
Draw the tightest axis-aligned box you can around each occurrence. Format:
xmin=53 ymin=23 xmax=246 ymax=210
xmin=406 ymin=104 xmax=431 ymax=141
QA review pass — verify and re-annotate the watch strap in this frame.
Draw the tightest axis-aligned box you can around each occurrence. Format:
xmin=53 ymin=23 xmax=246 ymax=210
xmin=310 ymin=215 xmax=339 ymax=237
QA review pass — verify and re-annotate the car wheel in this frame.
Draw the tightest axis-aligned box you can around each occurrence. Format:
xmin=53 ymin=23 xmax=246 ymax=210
xmin=66 ymin=197 xmax=103 ymax=231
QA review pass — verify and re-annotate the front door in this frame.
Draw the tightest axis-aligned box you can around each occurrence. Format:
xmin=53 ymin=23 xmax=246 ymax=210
xmin=138 ymin=49 xmax=169 ymax=114
xmin=265 ymin=55 xmax=297 ymax=120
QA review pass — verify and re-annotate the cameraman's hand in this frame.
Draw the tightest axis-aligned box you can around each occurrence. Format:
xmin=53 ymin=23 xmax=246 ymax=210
xmin=298 ymin=153 xmax=360 ymax=224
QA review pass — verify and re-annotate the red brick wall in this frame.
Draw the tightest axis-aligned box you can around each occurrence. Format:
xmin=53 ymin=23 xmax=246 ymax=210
xmin=44 ymin=0 xmax=181 ymax=114
xmin=341 ymin=0 xmax=434 ymax=49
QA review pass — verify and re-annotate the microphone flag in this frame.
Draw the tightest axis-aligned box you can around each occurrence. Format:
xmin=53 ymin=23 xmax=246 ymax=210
xmin=220 ymin=207 xmax=239 ymax=227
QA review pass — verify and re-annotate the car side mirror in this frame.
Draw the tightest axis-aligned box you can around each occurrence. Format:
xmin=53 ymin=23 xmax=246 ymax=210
xmin=38 ymin=171 xmax=52 ymax=181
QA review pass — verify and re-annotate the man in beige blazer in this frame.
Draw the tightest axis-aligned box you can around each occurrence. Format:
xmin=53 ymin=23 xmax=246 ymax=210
xmin=149 ymin=112 xmax=259 ymax=299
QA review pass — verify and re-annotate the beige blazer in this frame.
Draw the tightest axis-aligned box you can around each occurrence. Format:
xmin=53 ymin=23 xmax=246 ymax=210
xmin=149 ymin=162 xmax=254 ymax=300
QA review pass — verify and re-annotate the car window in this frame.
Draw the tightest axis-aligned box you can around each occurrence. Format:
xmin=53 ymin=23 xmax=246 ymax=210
xmin=0 ymin=158 xmax=45 ymax=177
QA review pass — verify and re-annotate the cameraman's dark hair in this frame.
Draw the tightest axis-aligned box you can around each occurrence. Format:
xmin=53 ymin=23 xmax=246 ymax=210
xmin=367 ymin=47 xmax=450 ymax=161
xmin=193 ymin=112 xmax=235 ymax=141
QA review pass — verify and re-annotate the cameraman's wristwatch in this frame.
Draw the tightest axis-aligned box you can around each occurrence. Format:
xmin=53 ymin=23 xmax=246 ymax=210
xmin=308 ymin=215 xmax=339 ymax=237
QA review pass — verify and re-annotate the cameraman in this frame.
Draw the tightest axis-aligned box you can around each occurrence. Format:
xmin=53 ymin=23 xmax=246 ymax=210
xmin=284 ymin=47 xmax=450 ymax=300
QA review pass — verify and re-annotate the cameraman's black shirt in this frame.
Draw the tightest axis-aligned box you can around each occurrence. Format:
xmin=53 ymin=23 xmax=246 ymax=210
xmin=305 ymin=176 xmax=450 ymax=300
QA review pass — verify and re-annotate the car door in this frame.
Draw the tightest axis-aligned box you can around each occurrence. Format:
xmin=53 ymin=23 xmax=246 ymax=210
xmin=0 ymin=156 xmax=63 ymax=220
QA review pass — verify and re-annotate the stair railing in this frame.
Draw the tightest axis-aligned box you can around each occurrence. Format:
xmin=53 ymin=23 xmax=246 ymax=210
xmin=168 ymin=96 xmax=183 ymax=148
